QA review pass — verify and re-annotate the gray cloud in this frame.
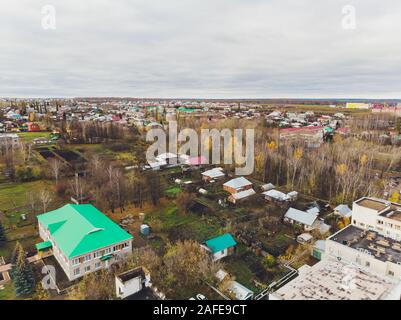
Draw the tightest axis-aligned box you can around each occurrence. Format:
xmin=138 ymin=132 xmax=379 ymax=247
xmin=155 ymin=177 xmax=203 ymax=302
xmin=1 ymin=0 xmax=401 ymax=98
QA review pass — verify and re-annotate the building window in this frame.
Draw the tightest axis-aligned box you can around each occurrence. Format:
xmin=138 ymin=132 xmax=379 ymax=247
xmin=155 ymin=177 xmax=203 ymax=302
xmin=366 ymin=261 xmax=370 ymax=267
xmin=84 ymin=265 xmax=91 ymax=273
xmin=94 ymin=251 xmax=101 ymax=258
xmin=95 ymin=262 xmax=101 ymax=269
xmin=83 ymin=254 xmax=92 ymax=262
xmin=113 ymin=243 xmax=129 ymax=252
xmin=73 ymin=268 xmax=80 ymax=276
xmin=72 ymin=258 xmax=80 ymax=266
xmin=388 ymin=270 xmax=395 ymax=277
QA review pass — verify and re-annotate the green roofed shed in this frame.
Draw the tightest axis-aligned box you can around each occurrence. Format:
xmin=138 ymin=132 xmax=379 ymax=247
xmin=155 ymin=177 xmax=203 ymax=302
xmin=205 ymin=233 xmax=237 ymax=254
xmin=37 ymin=204 xmax=133 ymax=259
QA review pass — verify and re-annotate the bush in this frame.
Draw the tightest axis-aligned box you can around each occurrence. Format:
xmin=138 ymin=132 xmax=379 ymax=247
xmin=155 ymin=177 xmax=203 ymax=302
xmin=263 ymin=254 xmax=277 ymax=268
xmin=15 ymin=166 xmax=41 ymax=182
xmin=55 ymin=182 xmax=68 ymax=197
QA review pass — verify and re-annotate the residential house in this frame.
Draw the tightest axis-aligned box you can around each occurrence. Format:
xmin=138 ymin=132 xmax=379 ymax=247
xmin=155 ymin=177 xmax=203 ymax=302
xmin=36 ymin=204 xmax=133 ymax=281
xmin=201 ymin=167 xmax=225 ymax=182
xmin=297 ymin=233 xmax=313 ymax=244
xmin=223 ymin=177 xmax=255 ymax=204
xmin=262 ymin=189 xmax=289 ymax=204
xmin=261 ymin=183 xmax=275 ymax=192
xmin=334 ymin=204 xmax=352 ymax=218
xmin=223 ymin=177 xmax=253 ymax=194
xmin=284 ymin=207 xmax=319 ymax=231
xmin=227 ymin=188 xmax=256 ymax=204
xmin=187 ymin=156 xmax=208 ymax=167
xmin=202 ymin=233 xmax=237 ymax=261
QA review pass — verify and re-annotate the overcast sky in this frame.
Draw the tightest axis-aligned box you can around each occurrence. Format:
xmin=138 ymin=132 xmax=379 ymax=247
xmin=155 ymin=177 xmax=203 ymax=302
xmin=1 ymin=0 xmax=401 ymax=98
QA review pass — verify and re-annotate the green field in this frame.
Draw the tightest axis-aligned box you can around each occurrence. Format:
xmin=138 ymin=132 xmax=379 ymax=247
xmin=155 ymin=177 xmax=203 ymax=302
xmin=164 ymin=186 xmax=182 ymax=196
xmin=0 ymin=180 xmax=53 ymax=213
xmin=17 ymin=132 xmax=51 ymax=142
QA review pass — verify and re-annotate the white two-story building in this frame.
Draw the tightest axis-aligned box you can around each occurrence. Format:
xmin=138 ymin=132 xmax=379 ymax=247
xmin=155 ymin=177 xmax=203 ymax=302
xmin=326 ymin=197 xmax=401 ymax=279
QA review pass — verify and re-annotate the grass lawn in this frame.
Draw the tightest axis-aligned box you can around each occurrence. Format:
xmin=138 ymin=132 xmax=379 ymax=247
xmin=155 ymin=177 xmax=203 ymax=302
xmin=164 ymin=186 xmax=182 ymax=196
xmin=225 ymin=255 xmax=259 ymax=292
xmin=150 ymin=205 xmax=196 ymax=229
xmin=0 ymin=234 xmax=41 ymax=261
xmin=0 ymin=180 xmax=53 ymax=213
xmin=186 ymin=217 xmax=221 ymax=242
xmin=17 ymin=132 xmax=51 ymax=142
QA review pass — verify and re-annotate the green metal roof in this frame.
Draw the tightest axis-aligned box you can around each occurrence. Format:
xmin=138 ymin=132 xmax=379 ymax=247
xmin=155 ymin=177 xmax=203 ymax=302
xmin=205 ymin=233 xmax=237 ymax=254
xmin=37 ymin=204 xmax=133 ymax=259
xmin=178 ymin=107 xmax=196 ymax=113
xmin=35 ymin=240 xmax=53 ymax=251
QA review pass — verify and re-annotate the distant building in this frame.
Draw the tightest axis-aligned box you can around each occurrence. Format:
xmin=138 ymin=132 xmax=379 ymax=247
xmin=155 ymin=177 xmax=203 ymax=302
xmin=201 ymin=167 xmax=225 ymax=182
xmin=262 ymin=189 xmax=289 ymax=203
xmin=346 ymin=102 xmax=371 ymax=109
xmin=0 ymin=133 xmax=19 ymax=148
xmin=280 ymin=126 xmax=324 ymax=148
xmin=223 ymin=177 xmax=253 ymax=194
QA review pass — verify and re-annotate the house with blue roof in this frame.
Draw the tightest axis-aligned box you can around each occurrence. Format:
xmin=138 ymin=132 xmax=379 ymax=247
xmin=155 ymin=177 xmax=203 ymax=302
xmin=203 ymin=233 xmax=237 ymax=261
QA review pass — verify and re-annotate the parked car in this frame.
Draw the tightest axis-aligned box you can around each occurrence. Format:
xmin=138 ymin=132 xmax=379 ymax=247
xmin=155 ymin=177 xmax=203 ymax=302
xmin=196 ymin=294 xmax=207 ymax=300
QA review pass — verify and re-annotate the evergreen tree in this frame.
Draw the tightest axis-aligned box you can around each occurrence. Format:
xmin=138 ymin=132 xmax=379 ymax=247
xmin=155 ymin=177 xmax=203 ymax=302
xmin=0 ymin=221 xmax=6 ymax=245
xmin=11 ymin=242 xmax=36 ymax=297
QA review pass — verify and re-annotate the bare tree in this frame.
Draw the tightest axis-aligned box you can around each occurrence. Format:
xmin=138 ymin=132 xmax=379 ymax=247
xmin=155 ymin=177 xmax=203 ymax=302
xmin=39 ymin=189 xmax=52 ymax=213
xmin=70 ymin=173 xmax=86 ymax=204
xmin=49 ymin=159 xmax=64 ymax=184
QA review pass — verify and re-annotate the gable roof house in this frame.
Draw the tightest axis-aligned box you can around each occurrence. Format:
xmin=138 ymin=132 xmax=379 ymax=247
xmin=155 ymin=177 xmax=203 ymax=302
xmin=262 ymin=189 xmax=292 ymax=203
xmin=202 ymin=233 xmax=237 ymax=261
xmin=223 ymin=177 xmax=253 ymax=194
xmin=37 ymin=204 xmax=133 ymax=281
xmin=223 ymin=177 xmax=255 ymax=203
xmin=334 ymin=204 xmax=352 ymax=218
xmin=284 ymin=207 xmax=319 ymax=231
xmin=201 ymin=167 xmax=225 ymax=182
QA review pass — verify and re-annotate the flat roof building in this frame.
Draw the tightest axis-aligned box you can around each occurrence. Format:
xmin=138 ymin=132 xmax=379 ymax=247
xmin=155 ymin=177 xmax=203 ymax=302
xmin=270 ymin=258 xmax=401 ymax=300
